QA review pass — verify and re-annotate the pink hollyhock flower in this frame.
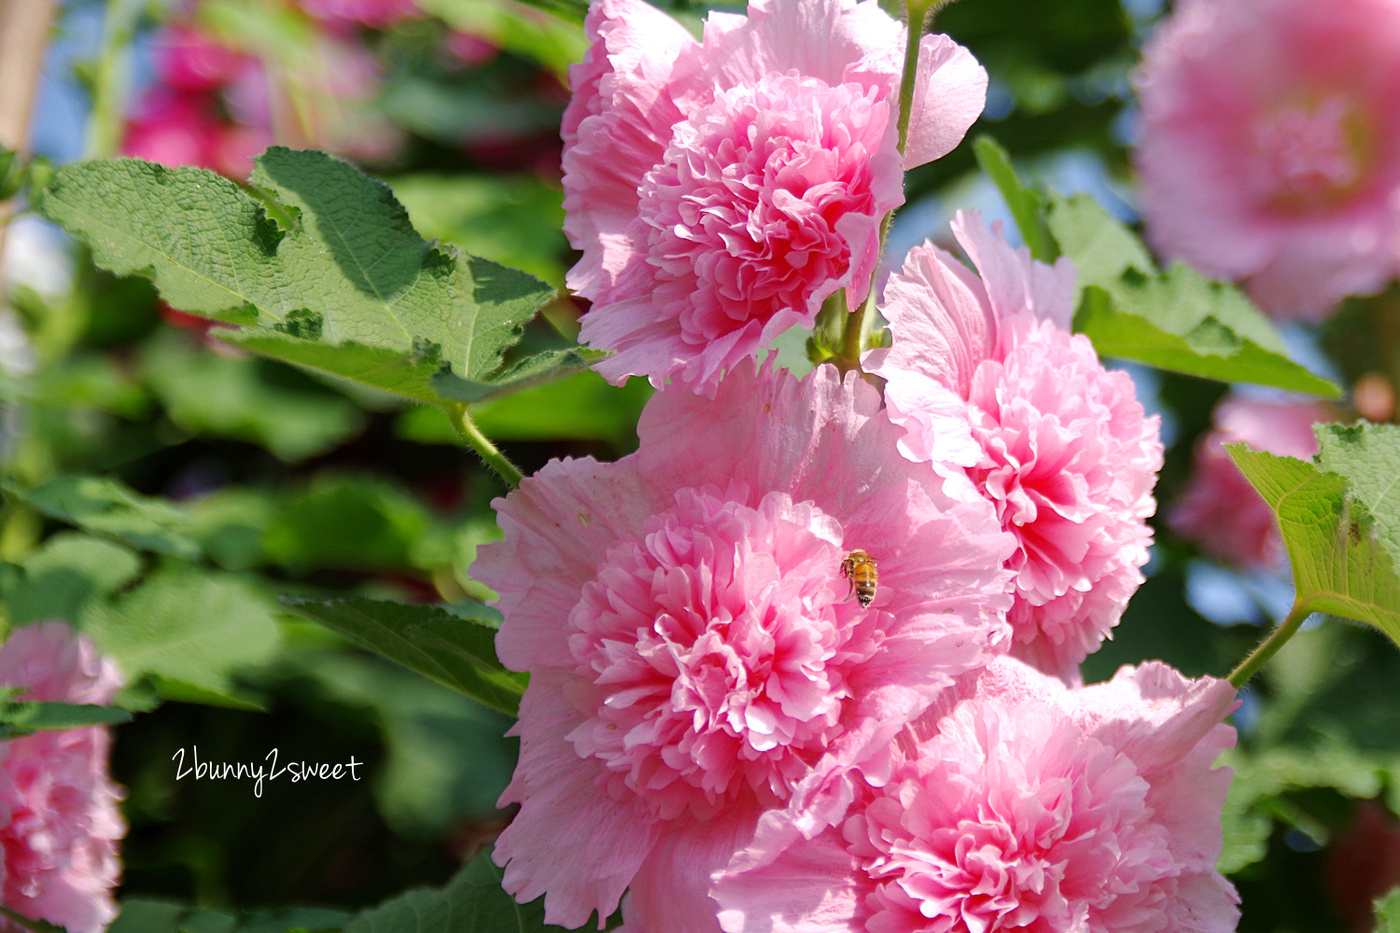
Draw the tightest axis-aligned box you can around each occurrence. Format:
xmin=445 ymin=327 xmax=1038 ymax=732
xmin=562 ymin=0 xmax=987 ymax=395
xmin=0 ymin=622 xmax=124 ymax=933
xmin=1170 ymin=394 xmax=1332 ymax=569
xmin=714 ymin=657 xmax=1240 ymax=933
xmin=866 ymin=212 xmax=1164 ymax=681
xmin=1135 ymin=0 xmax=1400 ymax=320
xmin=155 ymin=25 xmax=249 ymax=92
xmin=123 ymin=89 xmax=225 ymax=170
xmin=473 ymin=363 xmax=1015 ymax=931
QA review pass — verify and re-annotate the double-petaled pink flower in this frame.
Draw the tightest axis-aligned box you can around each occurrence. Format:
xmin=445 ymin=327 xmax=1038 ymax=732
xmin=1135 ymin=0 xmax=1400 ymax=320
xmin=714 ymin=657 xmax=1240 ymax=933
xmin=867 ymin=213 xmax=1164 ymax=681
xmin=474 ymin=363 xmax=1015 ymax=931
xmin=562 ymin=0 xmax=987 ymax=395
xmin=0 ymin=622 xmax=124 ymax=933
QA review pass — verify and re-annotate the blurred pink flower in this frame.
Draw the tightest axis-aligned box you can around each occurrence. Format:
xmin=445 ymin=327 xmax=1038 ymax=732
xmin=123 ymin=89 xmax=225 ymax=170
xmin=867 ymin=213 xmax=1163 ymax=681
xmin=714 ymin=657 xmax=1240 ymax=933
xmin=1170 ymin=395 xmax=1332 ymax=569
xmin=1135 ymin=0 xmax=1400 ymax=320
xmin=155 ymin=25 xmax=249 ymax=92
xmin=296 ymin=0 xmax=420 ymax=29
xmin=562 ymin=0 xmax=987 ymax=395
xmin=473 ymin=364 xmax=1014 ymax=931
xmin=0 ymin=622 xmax=124 ymax=933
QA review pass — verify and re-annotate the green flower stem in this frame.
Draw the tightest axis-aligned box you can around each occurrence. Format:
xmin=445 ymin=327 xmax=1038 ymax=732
xmin=85 ymin=0 xmax=144 ymax=159
xmin=446 ymin=402 xmax=524 ymax=489
xmin=1227 ymin=602 xmax=1315 ymax=688
xmin=836 ymin=0 xmax=939 ymax=371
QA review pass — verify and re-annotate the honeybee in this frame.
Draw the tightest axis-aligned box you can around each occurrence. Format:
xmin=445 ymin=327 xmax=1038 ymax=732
xmin=840 ymin=549 xmax=878 ymax=609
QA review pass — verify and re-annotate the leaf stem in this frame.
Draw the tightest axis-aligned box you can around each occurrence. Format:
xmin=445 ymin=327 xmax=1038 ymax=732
xmin=1227 ymin=601 xmax=1315 ymax=688
xmin=446 ymin=403 xmax=523 ymax=489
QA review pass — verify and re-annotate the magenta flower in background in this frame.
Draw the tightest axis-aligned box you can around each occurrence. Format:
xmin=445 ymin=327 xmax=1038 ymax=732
xmin=561 ymin=0 xmax=987 ymax=395
xmin=1135 ymin=0 xmax=1400 ymax=321
xmin=1170 ymin=394 xmax=1333 ymax=569
xmin=473 ymin=363 xmax=1015 ymax=931
xmin=0 ymin=622 xmax=124 ymax=933
xmin=866 ymin=213 xmax=1164 ymax=681
xmin=714 ymin=657 xmax=1240 ymax=933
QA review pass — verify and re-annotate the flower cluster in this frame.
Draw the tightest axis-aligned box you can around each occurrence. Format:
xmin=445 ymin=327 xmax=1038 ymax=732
xmin=477 ymin=0 xmax=1241 ymax=930
xmin=0 ymin=623 xmax=125 ymax=933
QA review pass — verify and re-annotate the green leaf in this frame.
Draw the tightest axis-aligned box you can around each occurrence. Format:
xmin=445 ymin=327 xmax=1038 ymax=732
xmin=84 ymin=564 xmax=282 ymax=700
xmin=141 ymin=331 xmax=366 ymax=461
xmin=1046 ymin=193 xmax=1341 ymax=397
xmin=4 ymin=475 xmax=202 ymax=560
xmin=0 ymin=699 xmax=132 ymax=738
xmin=343 ymin=846 xmax=568 ymax=933
xmin=1218 ymin=741 xmax=1387 ymax=873
xmin=392 ymin=174 xmax=569 ymax=286
xmin=971 ymin=135 xmax=1053 ymax=262
xmin=111 ymin=899 xmax=352 ymax=933
xmin=281 ymin=597 xmax=526 ymax=716
xmin=40 ymin=150 xmax=556 ymax=404
xmin=1376 ymin=885 xmax=1400 ymax=933
xmin=1227 ymin=434 xmax=1400 ymax=641
xmin=400 ymin=369 xmax=652 ymax=445
xmin=1316 ymin=422 xmax=1400 ymax=564
xmin=430 ymin=349 xmax=597 ymax=404
xmin=0 ymin=532 xmax=142 ymax=625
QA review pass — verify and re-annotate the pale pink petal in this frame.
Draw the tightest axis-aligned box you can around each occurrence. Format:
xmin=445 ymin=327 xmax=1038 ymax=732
xmin=903 ymin=34 xmax=988 ymax=169
xmin=700 ymin=0 xmax=901 ymax=97
xmin=627 ymin=811 xmax=758 ymax=933
xmin=494 ymin=670 xmax=661 ymax=928
xmin=475 ymin=455 xmax=663 ymax=672
xmin=715 ymin=824 xmax=863 ymax=933
xmin=0 ymin=623 xmax=124 ymax=933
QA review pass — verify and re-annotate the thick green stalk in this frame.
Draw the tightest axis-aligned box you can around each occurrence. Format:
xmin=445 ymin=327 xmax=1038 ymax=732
xmin=85 ymin=0 xmax=144 ymax=159
xmin=1227 ymin=602 xmax=1315 ymax=688
xmin=836 ymin=0 xmax=937 ymax=370
xmin=446 ymin=403 xmax=524 ymax=489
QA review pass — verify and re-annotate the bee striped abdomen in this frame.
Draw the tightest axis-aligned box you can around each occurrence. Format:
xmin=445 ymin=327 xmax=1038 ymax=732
xmin=840 ymin=549 xmax=878 ymax=609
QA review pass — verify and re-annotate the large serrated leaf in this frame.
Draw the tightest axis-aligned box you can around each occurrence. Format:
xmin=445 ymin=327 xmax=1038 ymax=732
xmin=1045 ymin=193 xmax=1340 ymax=397
xmin=1227 ymin=432 xmax=1400 ymax=642
xmin=40 ymin=149 xmax=557 ymax=403
xmin=343 ymin=846 xmax=568 ymax=933
xmin=281 ymin=597 xmax=526 ymax=716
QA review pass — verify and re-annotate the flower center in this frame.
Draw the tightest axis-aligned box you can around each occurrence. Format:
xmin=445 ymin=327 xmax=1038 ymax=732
xmin=565 ymin=487 xmax=880 ymax=820
xmin=637 ymin=73 xmax=891 ymax=347
xmin=1252 ymin=94 xmax=1372 ymax=212
xmin=849 ymin=702 xmax=1176 ymax=933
